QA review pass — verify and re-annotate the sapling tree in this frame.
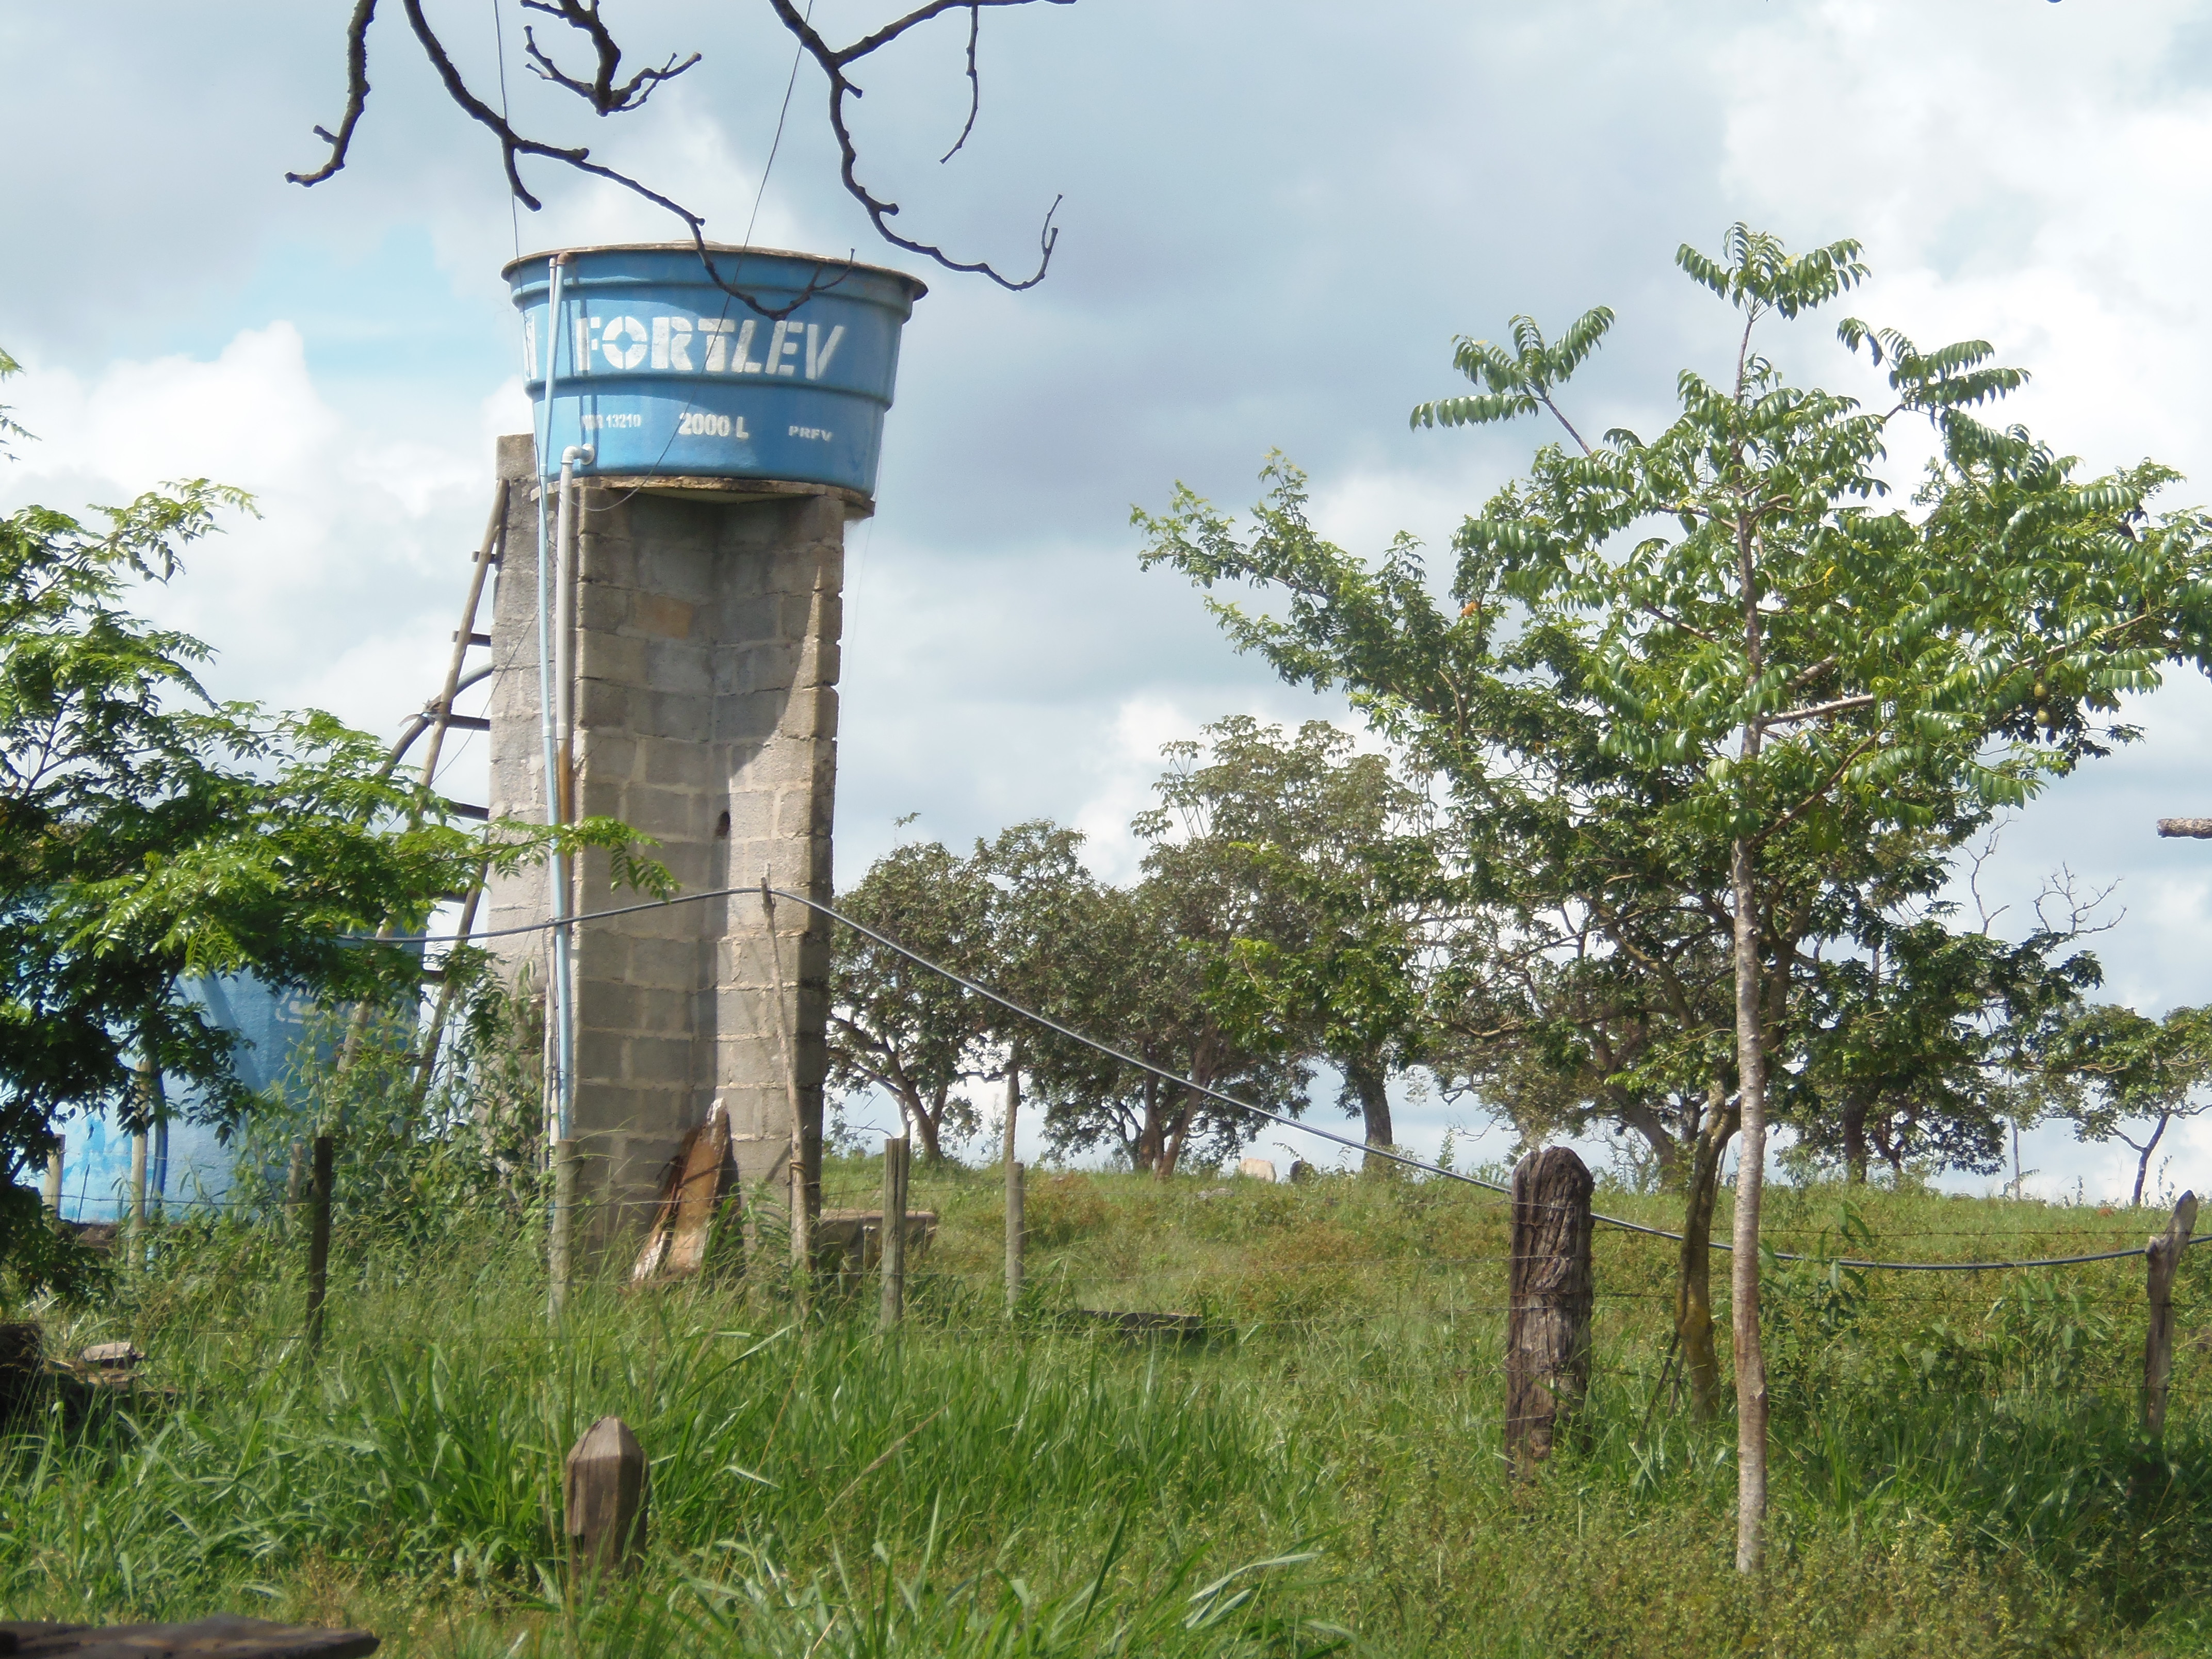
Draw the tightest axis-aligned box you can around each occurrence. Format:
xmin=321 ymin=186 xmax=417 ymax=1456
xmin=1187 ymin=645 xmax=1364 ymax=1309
xmin=1138 ymin=225 xmax=2212 ymax=1569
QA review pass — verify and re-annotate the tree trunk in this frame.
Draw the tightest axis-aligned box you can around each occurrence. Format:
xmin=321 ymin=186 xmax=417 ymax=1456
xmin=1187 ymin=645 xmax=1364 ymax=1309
xmin=1841 ymin=1094 xmax=1868 ymax=1186
xmin=1729 ymin=834 xmax=1771 ymax=1575
xmin=1002 ymin=1042 xmax=1022 ymax=1188
xmin=2133 ymin=1112 xmax=2170 ymax=1208
xmin=1345 ymin=1054 xmax=1395 ymax=1178
xmin=913 ymin=1083 xmax=946 ymax=1165
xmin=1135 ymin=1074 xmax=1165 ymax=1174
xmin=1676 ymin=1079 xmax=1737 ymax=1422
xmin=1157 ymin=1085 xmax=1199 ymax=1180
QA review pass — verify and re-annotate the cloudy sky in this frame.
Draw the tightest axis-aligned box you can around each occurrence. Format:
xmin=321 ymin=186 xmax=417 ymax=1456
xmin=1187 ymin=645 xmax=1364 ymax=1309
xmin=5 ymin=1 xmax=2210 ymax=1196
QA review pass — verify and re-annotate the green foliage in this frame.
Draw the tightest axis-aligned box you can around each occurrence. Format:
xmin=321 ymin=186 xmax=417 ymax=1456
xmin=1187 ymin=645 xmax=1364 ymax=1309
xmin=1135 ymin=218 xmax=2212 ymax=1233
xmin=828 ymin=839 xmax=998 ymax=1162
xmin=1134 ymin=717 xmax=1438 ymax=1164
xmin=2045 ymin=1003 xmax=2212 ymax=1205
xmin=0 ymin=344 xmax=663 ymax=1290
xmin=1796 ymin=911 xmax=2101 ymax=1182
xmin=831 ymin=816 xmax=1311 ymax=1177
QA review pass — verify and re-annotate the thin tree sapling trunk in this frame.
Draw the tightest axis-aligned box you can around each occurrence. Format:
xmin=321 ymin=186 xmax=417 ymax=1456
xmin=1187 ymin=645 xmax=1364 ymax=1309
xmin=1676 ymin=1078 xmax=1737 ymax=1421
xmin=1729 ymin=834 xmax=1772 ymax=1574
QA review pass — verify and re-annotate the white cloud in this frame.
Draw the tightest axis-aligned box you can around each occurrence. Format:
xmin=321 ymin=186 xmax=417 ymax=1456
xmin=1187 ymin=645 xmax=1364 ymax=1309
xmin=1 ymin=326 xmax=487 ymax=755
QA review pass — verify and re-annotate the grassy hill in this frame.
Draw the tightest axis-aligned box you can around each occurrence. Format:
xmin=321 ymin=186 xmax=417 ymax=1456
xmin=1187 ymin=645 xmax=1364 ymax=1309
xmin=4 ymin=1160 xmax=2208 ymax=1656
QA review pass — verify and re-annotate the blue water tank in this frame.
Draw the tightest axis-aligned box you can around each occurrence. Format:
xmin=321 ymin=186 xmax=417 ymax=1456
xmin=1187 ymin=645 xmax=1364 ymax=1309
xmin=506 ymin=245 xmax=927 ymax=496
xmin=52 ymin=973 xmax=326 ymax=1222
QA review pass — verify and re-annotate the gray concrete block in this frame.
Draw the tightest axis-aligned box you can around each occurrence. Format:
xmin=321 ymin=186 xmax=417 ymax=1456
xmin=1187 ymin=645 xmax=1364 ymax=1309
xmin=629 ymin=592 xmax=697 ymax=640
xmin=637 ymin=690 xmax=711 ymax=741
xmin=576 ymin=678 xmax=630 ymax=728
xmin=644 ymin=637 xmax=712 ymax=696
xmin=578 ymin=632 xmax=649 ymax=685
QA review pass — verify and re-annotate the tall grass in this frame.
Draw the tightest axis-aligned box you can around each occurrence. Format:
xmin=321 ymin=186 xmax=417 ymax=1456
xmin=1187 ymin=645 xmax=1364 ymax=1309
xmin=3 ymin=1163 xmax=2207 ymax=1655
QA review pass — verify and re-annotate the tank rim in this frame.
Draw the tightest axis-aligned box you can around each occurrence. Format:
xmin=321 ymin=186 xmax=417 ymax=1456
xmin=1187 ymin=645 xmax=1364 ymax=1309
xmin=501 ymin=242 xmax=927 ymax=299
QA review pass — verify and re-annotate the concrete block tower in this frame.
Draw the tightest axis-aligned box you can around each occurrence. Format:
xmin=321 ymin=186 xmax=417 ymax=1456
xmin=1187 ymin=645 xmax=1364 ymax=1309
xmin=484 ymin=449 xmax=865 ymax=1234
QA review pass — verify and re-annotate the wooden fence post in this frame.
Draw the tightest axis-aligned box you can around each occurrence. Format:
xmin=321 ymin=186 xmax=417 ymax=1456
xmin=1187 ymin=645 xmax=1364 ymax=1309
xmin=564 ymin=1416 xmax=647 ymax=1576
xmin=882 ymin=1135 xmax=910 ymax=1331
xmin=2143 ymin=1189 xmax=2198 ymax=1440
xmin=789 ymin=1157 xmax=812 ymax=1315
xmin=549 ymin=1137 xmax=579 ymax=1320
xmin=128 ymin=1130 xmax=148 ymax=1261
xmin=42 ymin=1138 xmax=62 ymax=1224
xmin=305 ymin=1134 xmax=334 ymax=1355
xmin=1505 ymin=1145 xmax=1594 ymax=1479
xmin=1005 ymin=1159 xmax=1025 ymax=1318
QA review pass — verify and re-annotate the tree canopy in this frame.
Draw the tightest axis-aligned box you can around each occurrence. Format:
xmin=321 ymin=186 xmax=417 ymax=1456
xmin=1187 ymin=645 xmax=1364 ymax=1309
xmin=1137 ymin=224 xmax=2212 ymax=1569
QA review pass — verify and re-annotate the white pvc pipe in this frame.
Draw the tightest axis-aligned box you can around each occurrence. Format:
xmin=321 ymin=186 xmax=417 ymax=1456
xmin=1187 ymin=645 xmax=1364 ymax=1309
xmin=553 ymin=442 xmax=592 ymax=1144
xmin=533 ymin=256 xmax=573 ymax=1149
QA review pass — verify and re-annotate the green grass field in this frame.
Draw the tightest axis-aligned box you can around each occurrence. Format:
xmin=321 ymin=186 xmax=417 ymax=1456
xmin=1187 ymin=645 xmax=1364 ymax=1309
xmin=4 ymin=1161 xmax=2208 ymax=1656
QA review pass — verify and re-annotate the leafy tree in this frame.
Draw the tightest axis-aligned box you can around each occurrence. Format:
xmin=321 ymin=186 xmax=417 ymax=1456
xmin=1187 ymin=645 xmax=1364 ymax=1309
xmin=1134 ymin=717 xmax=1436 ymax=1174
xmin=1032 ymin=874 xmax=1310 ymax=1177
xmin=2045 ymin=1003 xmax=2212 ymax=1207
xmin=0 ymin=354 xmax=658 ymax=1286
xmin=1138 ymin=225 xmax=2212 ymax=1568
xmin=827 ymin=837 xmax=996 ymax=1164
xmin=970 ymin=820 xmax=1107 ymax=1172
xmin=1795 ymin=907 xmax=2099 ymax=1185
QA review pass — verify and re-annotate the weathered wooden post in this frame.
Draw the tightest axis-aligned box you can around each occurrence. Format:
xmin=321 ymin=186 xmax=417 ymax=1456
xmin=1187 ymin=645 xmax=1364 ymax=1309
xmin=881 ymin=1135 xmax=910 ymax=1330
xmin=1505 ymin=1145 xmax=1595 ymax=1478
xmin=1005 ymin=1159 xmax=1025 ymax=1318
xmin=564 ymin=1416 xmax=647 ymax=1575
xmin=42 ymin=1138 xmax=62 ymax=1224
xmin=763 ymin=885 xmax=814 ymax=1313
xmin=127 ymin=1130 xmax=148 ymax=1260
xmin=305 ymin=1134 xmax=335 ymax=1355
xmin=549 ymin=1138 xmax=580 ymax=1319
xmin=2143 ymin=1189 xmax=2198 ymax=1440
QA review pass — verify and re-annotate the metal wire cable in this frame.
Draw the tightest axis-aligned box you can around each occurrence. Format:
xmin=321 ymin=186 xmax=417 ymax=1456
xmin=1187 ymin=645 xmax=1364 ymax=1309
xmin=382 ymin=881 xmax=2198 ymax=1274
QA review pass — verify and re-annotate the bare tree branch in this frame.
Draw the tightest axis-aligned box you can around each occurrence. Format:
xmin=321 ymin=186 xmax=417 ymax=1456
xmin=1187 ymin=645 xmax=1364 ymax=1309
xmin=940 ymin=4 xmax=984 ymax=164
xmin=285 ymin=0 xmax=377 ymax=186
xmin=521 ymin=0 xmax=700 ymax=113
xmin=289 ymin=0 xmax=1073 ymax=303
xmin=768 ymin=0 xmax=1069 ymax=290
